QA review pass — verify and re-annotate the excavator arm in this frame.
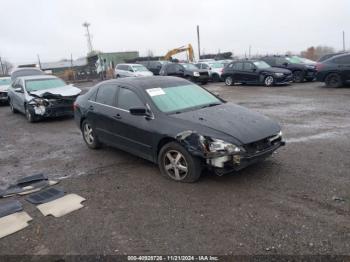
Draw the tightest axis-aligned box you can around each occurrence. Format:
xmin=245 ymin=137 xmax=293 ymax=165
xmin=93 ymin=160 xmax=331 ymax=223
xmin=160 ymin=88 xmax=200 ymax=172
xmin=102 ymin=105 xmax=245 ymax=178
xmin=164 ymin=44 xmax=194 ymax=62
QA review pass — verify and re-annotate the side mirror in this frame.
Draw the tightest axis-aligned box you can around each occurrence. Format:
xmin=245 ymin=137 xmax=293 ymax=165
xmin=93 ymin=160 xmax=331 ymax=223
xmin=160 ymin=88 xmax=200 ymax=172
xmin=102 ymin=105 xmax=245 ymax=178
xmin=283 ymin=62 xmax=289 ymax=66
xmin=129 ymin=68 xmax=134 ymax=72
xmin=14 ymin=87 xmax=23 ymax=93
xmin=130 ymin=107 xmax=148 ymax=116
xmin=252 ymin=67 xmax=257 ymax=72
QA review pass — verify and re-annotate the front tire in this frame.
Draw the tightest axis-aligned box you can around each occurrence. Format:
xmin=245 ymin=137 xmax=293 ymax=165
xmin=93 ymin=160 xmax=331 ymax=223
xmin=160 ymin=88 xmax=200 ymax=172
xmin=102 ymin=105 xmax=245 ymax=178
xmin=225 ymin=76 xmax=234 ymax=86
xmin=158 ymin=142 xmax=202 ymax=183
xmin=25 ymin=106 xmax=36 ymax=123
xmin=264 ymin=75 xmax=274 ymax=87
xmin=293 ymin=70 xmax=304 ymax=83
xmin=212 ymin=74 xmax=220 ymax=82
xmin=325 ymin=73 xmax=342 ymax=88
xmin=82 ymin=120 xmax=101 ymax=149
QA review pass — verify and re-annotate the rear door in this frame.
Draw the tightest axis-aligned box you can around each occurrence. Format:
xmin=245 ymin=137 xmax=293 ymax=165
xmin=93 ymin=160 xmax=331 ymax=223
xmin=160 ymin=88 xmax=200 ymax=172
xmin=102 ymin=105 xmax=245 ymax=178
xmin=243 ymin=62 xmax=259 ymax=83
xmin=113 ymin=86 xmax=154 ymax=161
xmin=333 ymin=55 xmax=350 ymax=82
xmin=232 ymin=62 xmax=245 ymax=82
xmin=89 ymin=84 xmax=120 ymax=145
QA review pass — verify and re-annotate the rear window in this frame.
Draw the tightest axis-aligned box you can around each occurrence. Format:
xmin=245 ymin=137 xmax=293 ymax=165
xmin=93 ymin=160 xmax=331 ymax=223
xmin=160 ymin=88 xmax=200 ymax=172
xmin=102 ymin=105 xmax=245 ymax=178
xmin=25 ymin=78 xmax=66 ymax=92
xmin=208 ymin=62 xmax=224 ymax=68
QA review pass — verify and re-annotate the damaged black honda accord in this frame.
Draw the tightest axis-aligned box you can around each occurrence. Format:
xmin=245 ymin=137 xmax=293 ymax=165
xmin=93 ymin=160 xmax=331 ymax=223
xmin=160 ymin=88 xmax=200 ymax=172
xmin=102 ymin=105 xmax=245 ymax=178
xmin=74 ymin=76 xmax=285 ymax=182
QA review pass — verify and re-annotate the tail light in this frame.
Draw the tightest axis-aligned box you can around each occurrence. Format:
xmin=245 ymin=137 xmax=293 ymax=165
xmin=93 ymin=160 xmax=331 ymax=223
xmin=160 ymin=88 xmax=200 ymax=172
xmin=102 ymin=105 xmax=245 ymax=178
xmin=73 ymin=101 xmax=79 ymax=111
xmin=316 ymin=63 xmax=324 ymax=71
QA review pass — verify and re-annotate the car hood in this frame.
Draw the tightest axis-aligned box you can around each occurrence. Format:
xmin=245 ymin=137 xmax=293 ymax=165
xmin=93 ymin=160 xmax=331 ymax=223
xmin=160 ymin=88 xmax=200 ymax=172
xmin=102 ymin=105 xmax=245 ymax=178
xmin=170 ymin=103 xmax=281 ymax=144
xmin=0 ymin=85 xmax=10 ymax=92
xmin=29 ymin=85 xmax=81 ymax=98
xmin=264 ymin=67 xmax=291 ymax=74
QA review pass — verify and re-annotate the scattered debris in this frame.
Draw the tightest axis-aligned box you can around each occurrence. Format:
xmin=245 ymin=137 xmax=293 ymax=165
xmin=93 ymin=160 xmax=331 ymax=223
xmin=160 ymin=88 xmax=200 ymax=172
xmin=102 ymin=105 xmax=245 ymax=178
xmin=0 ymin=200 xmax=32 ymax=239
xmin=0 ymin=174 xmax=58 ymax=198
xmin=26 ymin=188 xmax=65 ymax=204
xmin=332 ymin=196 xmax=346 ymax=202
xmin=36 ymin=194 xmax=86 ymax=218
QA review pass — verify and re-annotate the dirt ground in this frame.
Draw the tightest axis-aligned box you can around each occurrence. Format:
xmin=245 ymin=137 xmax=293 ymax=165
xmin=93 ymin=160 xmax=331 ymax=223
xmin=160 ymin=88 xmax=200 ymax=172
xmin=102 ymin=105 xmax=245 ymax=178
xmin=0 ymin=80 xmax=349 ymax=256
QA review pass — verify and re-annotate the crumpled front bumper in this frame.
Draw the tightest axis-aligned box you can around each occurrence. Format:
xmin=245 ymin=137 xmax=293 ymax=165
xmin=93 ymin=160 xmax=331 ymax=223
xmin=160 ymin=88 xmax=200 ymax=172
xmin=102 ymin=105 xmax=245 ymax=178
xmin=0 ymin=92 xmax=8 ymax=102
xmin=28 ymin=104 xmax=74 ymax=118
xmin=206 ymin=140 xmax=286 ymax=171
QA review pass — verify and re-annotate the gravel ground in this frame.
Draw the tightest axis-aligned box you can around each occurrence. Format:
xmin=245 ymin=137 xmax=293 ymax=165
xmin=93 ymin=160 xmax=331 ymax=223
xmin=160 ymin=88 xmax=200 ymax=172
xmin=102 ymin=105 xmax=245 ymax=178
xmin=0 ymin=80 xmax=349 ymax=256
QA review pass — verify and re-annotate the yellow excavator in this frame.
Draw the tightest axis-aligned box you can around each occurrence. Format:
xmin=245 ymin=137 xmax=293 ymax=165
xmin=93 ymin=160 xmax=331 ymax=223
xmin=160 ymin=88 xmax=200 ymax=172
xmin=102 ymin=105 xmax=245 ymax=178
xmin=164 ymin=44 xmax=195 ymax=62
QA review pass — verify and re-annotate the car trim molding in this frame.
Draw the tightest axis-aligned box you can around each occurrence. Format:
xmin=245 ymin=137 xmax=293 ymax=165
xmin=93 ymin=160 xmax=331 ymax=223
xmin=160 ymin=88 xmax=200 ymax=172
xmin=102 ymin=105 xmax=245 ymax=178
xmin=90 ymin=100 xmax=129 ymax=113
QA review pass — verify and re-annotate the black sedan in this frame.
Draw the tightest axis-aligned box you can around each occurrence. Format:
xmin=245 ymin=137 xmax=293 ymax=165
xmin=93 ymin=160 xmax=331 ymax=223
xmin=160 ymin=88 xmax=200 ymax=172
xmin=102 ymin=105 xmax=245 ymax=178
xmin=74 ymin=76 xmax=285 ymax=182
xmin=159 ymin=63 xmax=209 ymax=84
xmin=222 ymin=60 xmax=292 ymax=87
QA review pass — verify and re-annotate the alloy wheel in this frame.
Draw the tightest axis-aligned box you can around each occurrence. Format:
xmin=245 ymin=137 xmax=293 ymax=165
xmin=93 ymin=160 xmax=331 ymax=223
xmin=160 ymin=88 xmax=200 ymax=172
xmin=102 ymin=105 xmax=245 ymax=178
xmin=83 ymin=123 xmax=94 ymax=145
xmin=265 ymin=76 xmax=274 ymax=87
xmin=163 ymin=150 xmax=188 ymax=181
xmin=225 ymin=77 xmax=233 ymax=86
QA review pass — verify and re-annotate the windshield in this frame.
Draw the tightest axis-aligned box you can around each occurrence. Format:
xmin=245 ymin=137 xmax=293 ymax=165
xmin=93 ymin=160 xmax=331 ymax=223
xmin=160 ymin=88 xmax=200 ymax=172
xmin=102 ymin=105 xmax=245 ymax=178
xmin=285 ymin=56 xmax=303 ymax=64
xmin=146 ymin=84 xmax=222 ymax=113
xmin=208 ymin=62 xmax=224 ymax=68
xmin=132 ymin=65 xmax=148 ymax=72
xmin=25 ymin=78 xmax=66 ymax=92
xmin=181 ymin=64 xmax=198 ymax=70
xmin=253 ymin=61 xmax=271 ymax=69
xmin=0 ymin=78 xmax=11 ymax=86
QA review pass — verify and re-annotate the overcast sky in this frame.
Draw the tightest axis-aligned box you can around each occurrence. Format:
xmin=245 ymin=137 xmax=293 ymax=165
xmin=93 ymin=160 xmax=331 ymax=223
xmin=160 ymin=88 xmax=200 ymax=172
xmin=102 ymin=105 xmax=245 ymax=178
xmin=0 ymin=0 xmax=349 ymax=64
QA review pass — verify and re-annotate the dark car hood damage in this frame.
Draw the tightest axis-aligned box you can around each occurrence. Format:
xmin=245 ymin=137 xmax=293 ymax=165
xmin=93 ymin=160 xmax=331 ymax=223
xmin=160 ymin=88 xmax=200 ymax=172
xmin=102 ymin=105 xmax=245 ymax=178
xmin=171 ymin=103 xmax=281 ymax=144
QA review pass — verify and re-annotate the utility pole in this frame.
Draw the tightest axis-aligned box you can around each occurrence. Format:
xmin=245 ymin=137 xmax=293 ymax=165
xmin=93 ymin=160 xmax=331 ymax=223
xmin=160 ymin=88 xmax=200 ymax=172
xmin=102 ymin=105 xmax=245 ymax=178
xmin=37 ymin=54 xmax=42 ymax=69
xmin=83 ymin=22 xmax=93 ymax=53
xmin=343 ymin=31 xmax=346 ymax=51
xmin=197 ymin=25 xmax=201 ymax=60
xmin=0 ymin=57 xmax=4 ymax=76
xmin=249 ymin=45 xmax=252 ymax=58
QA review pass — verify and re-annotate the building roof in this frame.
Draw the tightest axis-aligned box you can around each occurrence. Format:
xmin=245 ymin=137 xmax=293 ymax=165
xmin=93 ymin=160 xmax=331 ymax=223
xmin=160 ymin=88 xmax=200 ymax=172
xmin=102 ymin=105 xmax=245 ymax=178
xmin=41 ymin=57 xmax=87 ymax=70
xmin=18 ymin=75 xmax=58 ymax=81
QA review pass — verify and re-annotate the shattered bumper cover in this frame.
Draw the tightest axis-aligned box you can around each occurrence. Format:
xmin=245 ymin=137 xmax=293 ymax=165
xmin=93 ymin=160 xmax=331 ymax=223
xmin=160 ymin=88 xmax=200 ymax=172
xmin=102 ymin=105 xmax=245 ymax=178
xmin=28 ymin=100 xmax=75 ymax=118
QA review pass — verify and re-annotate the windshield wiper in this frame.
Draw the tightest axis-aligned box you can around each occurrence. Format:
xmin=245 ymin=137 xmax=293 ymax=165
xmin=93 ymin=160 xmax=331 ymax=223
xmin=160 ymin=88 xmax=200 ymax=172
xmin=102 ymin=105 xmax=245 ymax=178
xmin=201 ymin=103 xmax=221 ymax=109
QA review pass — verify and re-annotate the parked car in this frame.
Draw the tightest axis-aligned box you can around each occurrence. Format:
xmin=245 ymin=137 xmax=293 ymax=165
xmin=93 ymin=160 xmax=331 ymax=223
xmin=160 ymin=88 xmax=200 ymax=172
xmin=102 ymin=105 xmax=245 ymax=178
xmin=139 ymin=60 xmax=170 ymax=75
xmin=298 ymin=57 xmax=317 ymax=65
xmin=10 ymin=67 xmax=45 ymax=82
xmin=222 ymin=60 xmax=292 ymax=87
xmin=318 ymin=52 xmax=348 ymax=62
xmin=159 ymin=63 xmax=209 ymax=84
xmin=8 ymin=75 xmax=81 ymax=122
xmin=261 ymin=56 xmax=316 ymax=82
xmin=316 ymin=53 xmax=350 ymax=88
xmin=115 ymin=64 xmax=153 ymax=78
xmin=74 ymin=76 xmax=285 ymax=182
xmin=195 ymin=61 xmax=225 ymax=82
xmin=0 ymin=76 xmax=11 ymax=104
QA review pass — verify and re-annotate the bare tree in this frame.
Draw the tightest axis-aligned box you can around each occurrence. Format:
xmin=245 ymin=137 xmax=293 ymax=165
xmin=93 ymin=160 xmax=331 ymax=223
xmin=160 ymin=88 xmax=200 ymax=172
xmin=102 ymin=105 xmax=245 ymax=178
xmin=0 ymin=58 xmax=13 ymax=76
xmin=147 ymin=49 xmax=154 ymax=57
xmin=300 ymin=45 xmax=335 ymax=60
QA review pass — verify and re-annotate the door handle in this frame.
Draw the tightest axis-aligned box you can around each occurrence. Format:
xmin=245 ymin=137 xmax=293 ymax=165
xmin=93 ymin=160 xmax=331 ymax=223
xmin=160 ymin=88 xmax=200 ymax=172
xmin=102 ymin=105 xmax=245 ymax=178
xmin=113 ymin=113 xmax=122 ymax=119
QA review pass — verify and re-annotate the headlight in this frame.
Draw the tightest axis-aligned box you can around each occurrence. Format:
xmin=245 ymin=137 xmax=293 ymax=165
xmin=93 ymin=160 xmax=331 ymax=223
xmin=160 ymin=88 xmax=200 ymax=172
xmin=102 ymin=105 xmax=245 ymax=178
xmin=29 ymin=98 xmax=49 ymax=106
xmin=193 ymin=72 xmax=200 ymax=77
xmin=208 ymin=139 xmax=241 ymax=154
xmin=274 ymin=72 xmax=284 ymax=77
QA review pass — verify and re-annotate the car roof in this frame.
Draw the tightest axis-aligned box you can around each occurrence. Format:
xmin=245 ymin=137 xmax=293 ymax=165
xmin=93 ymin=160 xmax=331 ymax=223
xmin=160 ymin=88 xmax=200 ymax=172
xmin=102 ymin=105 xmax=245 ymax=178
xmin=17 ymin=75 xmax=58 ymax=81
xmin=117 ymin=63 xmax=143 ymax=67
xmin=98 ymin=76 xmax=190 ymax=90
xmin=325 ymin=52 xmax=350 ymax=62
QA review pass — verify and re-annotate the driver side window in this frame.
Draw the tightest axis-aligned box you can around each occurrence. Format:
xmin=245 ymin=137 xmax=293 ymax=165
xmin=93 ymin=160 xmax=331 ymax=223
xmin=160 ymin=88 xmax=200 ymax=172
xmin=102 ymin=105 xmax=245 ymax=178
xmin=117 ymin=88 xmax=144 ymax=110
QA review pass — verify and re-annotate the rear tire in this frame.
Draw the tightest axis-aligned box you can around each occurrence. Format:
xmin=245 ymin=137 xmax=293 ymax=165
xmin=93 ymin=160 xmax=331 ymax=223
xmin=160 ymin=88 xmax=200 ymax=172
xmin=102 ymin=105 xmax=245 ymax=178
xmin=82 ymin=120 xmax=101 ymax=149
xmin=293 ymin=70 xmax=304 ymax=83
xmin=212 ymin=74 xmax=220 ymax=82
xmin=325 ymin=73 xmax=342 ymax=88
xmin=158 ymin=142 xmax=202 ymax=183
xmin=201 ymin=81 xmax=208 ymax=85
xmin=9 ymin=99 xmax=18 ymax=113
xmin=225 ymin=76 xmax=234 ymax=86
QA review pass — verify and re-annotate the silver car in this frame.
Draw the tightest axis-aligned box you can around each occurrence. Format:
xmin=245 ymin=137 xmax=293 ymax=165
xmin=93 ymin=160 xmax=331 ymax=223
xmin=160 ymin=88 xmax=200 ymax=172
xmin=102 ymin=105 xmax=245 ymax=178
xmin=195 ymin=61 xmax=225 ymax=82
xmin=115 ymin=63 xmax=153 ymax=78
xmin=0 ymin=76 xmax=11 ymax=104
xmin=8 ymin=75 xmax=81 ymax=122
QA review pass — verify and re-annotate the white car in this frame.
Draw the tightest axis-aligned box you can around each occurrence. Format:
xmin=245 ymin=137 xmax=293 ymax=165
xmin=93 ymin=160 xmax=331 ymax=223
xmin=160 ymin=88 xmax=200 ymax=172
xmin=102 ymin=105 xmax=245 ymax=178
xmin=0 ymin=76 xmax=11 ymax=104
xmin=7 ymin=75 xmax=81 ymax=122
xmin=195 ymin=61 xmax=225 ymax=82
xmin=115 ymin=64 xmax=153 ymax=78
